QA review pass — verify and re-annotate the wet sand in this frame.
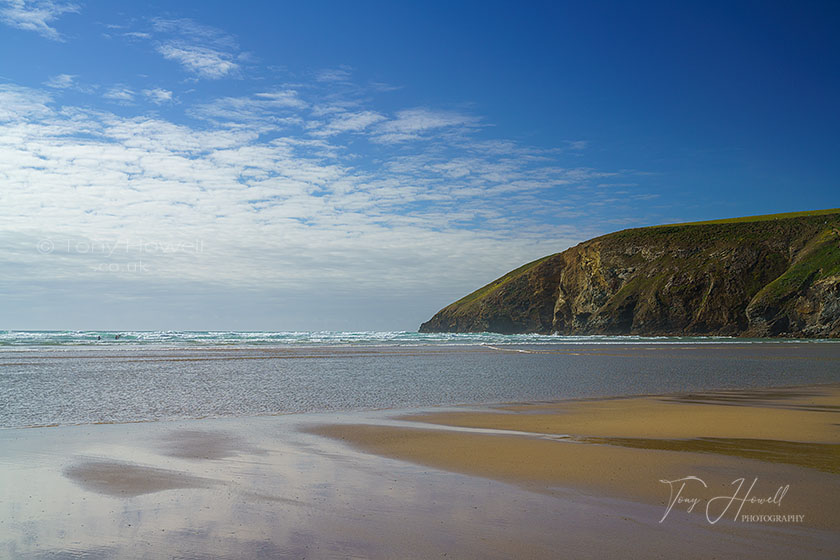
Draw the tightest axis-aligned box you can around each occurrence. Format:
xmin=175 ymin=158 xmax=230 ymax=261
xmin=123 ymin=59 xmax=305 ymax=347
xmin=1 ymin=386 xmax=838 ymax=558
xmin=310 ymin=384 xmax=840 ymax=535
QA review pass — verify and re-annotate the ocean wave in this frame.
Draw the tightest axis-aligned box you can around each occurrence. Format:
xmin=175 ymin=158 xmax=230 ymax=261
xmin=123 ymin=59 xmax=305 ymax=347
xmin=0 ymin=330 xmax=835 ymax=348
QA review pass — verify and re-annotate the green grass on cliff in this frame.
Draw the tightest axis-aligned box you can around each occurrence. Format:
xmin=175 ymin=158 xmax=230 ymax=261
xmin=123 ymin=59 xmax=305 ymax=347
xmin=448 ymin=254 xmax=555 ymax=309
xmin=439 ymin=209 xmax=840 ymax=318
xmin=752 ymin=228 xmax=840 ymax=304
xmin=662 ymin=208 xmax=840 ymax=227
xmin=610 ymin=210 xmax=840 ymax=245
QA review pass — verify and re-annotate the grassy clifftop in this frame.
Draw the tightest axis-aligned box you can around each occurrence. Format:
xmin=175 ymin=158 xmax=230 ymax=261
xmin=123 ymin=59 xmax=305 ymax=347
xmin=420 ymin=209 xmax=840 ymax=337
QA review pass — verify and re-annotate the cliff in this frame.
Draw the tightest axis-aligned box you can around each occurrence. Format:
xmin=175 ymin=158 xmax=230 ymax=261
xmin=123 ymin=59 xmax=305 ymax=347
xmin=419 ymin=209 xmax=840 ymax=338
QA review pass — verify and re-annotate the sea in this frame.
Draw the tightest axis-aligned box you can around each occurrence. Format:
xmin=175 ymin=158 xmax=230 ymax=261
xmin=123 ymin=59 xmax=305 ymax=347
xmin=2 ymin=330 xmax=839 ymax=428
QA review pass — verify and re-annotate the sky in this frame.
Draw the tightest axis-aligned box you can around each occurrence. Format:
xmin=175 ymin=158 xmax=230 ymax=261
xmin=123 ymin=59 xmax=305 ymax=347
xmin=0 ymin=0 xmax=838 ymax=331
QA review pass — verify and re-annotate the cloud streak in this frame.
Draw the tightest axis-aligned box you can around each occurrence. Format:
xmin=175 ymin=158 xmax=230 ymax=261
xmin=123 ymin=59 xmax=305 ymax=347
xmin=142 ymin=88 xmax=173 ymax=104
xmin=308 ymin=110 xmax=386 ymax=137
xmin=0 ymin=0 xmax=78 ymax=41
xmin=372 ymin=108 xmax=481 ymax=143
xmin=150 ymin=18 xmax=243 ymax=79
xmin=103 ymin=86 xmax=135 ymax=103
xmin=157 ymin=44 xmax=239 ymax=79
xmin=44 ymin=73 xmax=76 ymax=88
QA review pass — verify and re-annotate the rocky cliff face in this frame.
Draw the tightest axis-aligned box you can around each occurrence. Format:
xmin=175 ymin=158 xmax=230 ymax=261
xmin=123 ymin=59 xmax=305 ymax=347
xmin=419 ymin=211 xmax=840 ymax=338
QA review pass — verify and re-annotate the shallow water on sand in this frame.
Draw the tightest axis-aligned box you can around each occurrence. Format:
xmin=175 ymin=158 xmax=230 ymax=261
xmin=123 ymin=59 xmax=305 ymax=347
xmin=2 ymin=412 xmax=837 ymax=560
xmin=2 ymin=342 xmax=839 ymax=428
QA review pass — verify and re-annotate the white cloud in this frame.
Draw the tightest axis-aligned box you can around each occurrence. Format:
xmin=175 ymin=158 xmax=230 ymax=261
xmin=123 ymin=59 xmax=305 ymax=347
xmin=44 ymin=73 xmax=75 ymax=88
xmin=0 ymin=83 xmax=52 ymax=120
xmin=142 ymin=88 xmax=173 ymax=105
xmin=308 ymin=111 xmax=386 ymax=137
xmin=310 ymin=104 xmax=350 ymax=117
xmin=253 ymin=91 xmax=307 ymax=108
xmin=151 ymin=17 xmax=237 ymax=50
xmin=157 ymin=43 xmax=239 ymax=79
xmin=103 ymin=86 xmax=135 ymax=103
xmin=369 ymin=82 xmax=402 ymax=93
xmin=146 ymin=18 xmax=242 ymax=80
xmin=372 ymin=108 xmax=480 ymax=143
xmin=0 ymin=0 xmax=78 ymax=41
xmin=315 ymin=67 xmax=352 ymax=82
xmin=189 ymin=91 xmax=306 ymax=128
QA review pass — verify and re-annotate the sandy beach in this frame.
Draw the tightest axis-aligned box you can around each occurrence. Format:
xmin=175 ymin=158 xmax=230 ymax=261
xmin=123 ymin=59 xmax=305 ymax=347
xmin=312 ymin=384 xmax=840 ymax=533
xmin=0 ymin=383 xmax=836 ymax=558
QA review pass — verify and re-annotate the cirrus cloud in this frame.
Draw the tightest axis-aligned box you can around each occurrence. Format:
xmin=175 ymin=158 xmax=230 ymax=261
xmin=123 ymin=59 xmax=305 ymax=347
xmin=142 ymin=88 xmax=174 ymax=105
xmin=0 ymin=0 xmax=79 ymax=41
xmin=157 ymin=43 xmax=239 ymax=79
xmin=371 ymin=108 xmax=481 ymax=143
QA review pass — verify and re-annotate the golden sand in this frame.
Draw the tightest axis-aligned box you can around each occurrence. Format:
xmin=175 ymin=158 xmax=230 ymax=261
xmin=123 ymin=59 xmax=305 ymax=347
xmin=309 ymin=384 xmax=840 ymax=530
xmin=409 ymin=385 xmax=840 ymax=442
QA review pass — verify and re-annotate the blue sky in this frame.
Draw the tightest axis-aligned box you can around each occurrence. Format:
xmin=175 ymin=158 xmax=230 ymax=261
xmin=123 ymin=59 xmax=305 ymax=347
xmin=1 ymin=1 xmax=838 ymax=330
